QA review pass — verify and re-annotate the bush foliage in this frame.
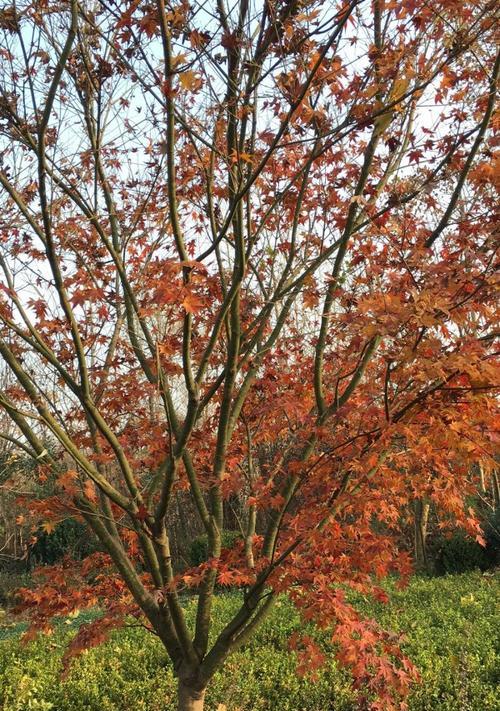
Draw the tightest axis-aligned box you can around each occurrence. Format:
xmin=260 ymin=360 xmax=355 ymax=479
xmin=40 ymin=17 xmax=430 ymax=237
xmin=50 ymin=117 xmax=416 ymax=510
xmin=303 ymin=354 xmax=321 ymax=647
xmin=29 ymin=519 xmax=101 ymax=568
xmin=433 ymin=532 xmax=492 ymax=575
xmin=0 ymin=572 xmax=498 ymax=711
xmin=189 ymin=529 xmax=242 ymax=567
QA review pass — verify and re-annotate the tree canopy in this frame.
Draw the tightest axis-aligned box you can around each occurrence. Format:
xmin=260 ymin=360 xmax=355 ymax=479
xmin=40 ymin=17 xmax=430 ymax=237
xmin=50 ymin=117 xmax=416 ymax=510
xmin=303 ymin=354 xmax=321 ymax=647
xmin=0 ymin=1 xmax=498 ymax=709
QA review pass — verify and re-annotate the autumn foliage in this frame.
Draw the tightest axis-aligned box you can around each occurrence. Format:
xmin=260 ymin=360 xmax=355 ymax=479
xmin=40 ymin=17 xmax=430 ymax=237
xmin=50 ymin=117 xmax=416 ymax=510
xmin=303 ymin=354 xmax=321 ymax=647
xmin=0 ymin=0 xmax=498 ymax=709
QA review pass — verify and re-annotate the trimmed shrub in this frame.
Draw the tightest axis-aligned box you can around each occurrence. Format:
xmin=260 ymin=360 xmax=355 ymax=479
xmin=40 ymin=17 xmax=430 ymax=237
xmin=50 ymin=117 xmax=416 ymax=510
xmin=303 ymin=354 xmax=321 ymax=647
xmin=434 ymin=531 xmax=490 ymax=575
xmin=483 ymin=507 xmax=500 ymax=566
xmin=0 ymin=572 xmax=499 ymax=710
xmin=189 ymin=530 xmax=242 ymax=567
xmin=28 ymin=519 xmax=100 ymax=567
xmin=0 ymin=571 xmax=32 ymax=607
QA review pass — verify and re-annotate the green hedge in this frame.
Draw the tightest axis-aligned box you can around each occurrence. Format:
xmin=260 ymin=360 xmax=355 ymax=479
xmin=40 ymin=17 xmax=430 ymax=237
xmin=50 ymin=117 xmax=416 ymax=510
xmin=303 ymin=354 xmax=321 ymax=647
xmin=189 ymin=529 xmax=242 ymax=567
xmin=0 ymin=572 xmax=498 ymax=710
xmin=0 ymin=571 xmax=32 ymax=608
xmin=29 ymin=519 xmax=101 ymax=567
xmin=433 ymin=532 xmax=491 ymax=575
xmin=484 ymin=508 xmax=500 ymax=566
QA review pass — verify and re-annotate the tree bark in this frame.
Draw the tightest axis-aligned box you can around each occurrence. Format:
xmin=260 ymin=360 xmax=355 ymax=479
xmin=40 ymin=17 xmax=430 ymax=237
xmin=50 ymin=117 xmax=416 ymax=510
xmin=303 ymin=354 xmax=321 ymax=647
xmin=177 ymin=680 xmax=206 ymax=711
xmin=492 ymin=470 xmax=499 ymax=510
xmin=413 ymin=498 xmax=430 ymax=571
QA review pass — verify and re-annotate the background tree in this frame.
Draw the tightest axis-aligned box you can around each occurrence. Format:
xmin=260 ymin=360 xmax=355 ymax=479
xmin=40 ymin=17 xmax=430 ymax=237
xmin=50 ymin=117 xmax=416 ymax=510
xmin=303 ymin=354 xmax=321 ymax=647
xmin=0 ymin=1 xmax=498 ymax=709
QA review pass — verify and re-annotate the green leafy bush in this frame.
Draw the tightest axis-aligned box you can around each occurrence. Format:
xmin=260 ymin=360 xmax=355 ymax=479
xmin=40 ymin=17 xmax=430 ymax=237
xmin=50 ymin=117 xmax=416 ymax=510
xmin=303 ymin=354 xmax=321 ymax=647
xmin=0 ymin=572 xmax=498 ymax=710
xmin=483 ymin=507 xmax=500 ymax=566
xmin=434 ymin=532 xmax=491 ymax=575
xmin=189 ymin=529 xmax=242 ymax=567
xmin=28 ymin=519 xmax=101 ymax=567
xmin=360 ymin=574 xmax=500 ymax=711
xmin=0 ymin=571 xmax=32 ymax=608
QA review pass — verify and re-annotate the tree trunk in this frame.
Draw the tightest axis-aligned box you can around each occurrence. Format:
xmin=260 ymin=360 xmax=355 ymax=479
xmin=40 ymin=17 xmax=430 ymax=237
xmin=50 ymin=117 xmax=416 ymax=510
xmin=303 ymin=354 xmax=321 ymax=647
xmin=413 ymin=498 xmax=430 ymax=571
xmin=492 ymin=470 xmax=499 ymax=510
xmin=177 ymin=680 xmax=206 ymax=711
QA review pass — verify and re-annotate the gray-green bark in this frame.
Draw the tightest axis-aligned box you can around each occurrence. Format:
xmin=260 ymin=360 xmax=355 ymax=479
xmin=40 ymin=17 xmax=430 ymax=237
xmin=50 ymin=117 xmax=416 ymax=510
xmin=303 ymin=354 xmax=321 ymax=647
xmin=413 ymin=499 xmax=430 ymax=571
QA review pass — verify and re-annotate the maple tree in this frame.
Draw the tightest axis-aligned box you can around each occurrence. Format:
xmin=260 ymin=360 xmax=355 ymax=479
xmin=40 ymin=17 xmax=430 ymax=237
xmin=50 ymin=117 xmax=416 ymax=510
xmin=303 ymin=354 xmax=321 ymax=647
xmin=0 ymin=0 xmax=498 ymax=709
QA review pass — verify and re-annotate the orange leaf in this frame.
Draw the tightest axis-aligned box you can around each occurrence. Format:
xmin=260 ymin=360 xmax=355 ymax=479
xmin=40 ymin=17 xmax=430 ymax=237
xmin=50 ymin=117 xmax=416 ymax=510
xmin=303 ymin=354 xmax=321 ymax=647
xmin=179 ymin=70 xmax=202 ymax=92
xmin=56 ymin=469 xmax=79 ymax=494
xmin=41 ymin=521 xmax=57 ymax=535
xmin=83 ymin=480 xmax=98 ymax=503
xmin=182 ymin=291 xmax=205 ymax=314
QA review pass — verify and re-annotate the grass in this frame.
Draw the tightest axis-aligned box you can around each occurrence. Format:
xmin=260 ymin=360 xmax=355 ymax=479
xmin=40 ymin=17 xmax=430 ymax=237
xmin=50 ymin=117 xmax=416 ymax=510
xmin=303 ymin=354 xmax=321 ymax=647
xmin=0 ymin=571 xmax=498 ymax=710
